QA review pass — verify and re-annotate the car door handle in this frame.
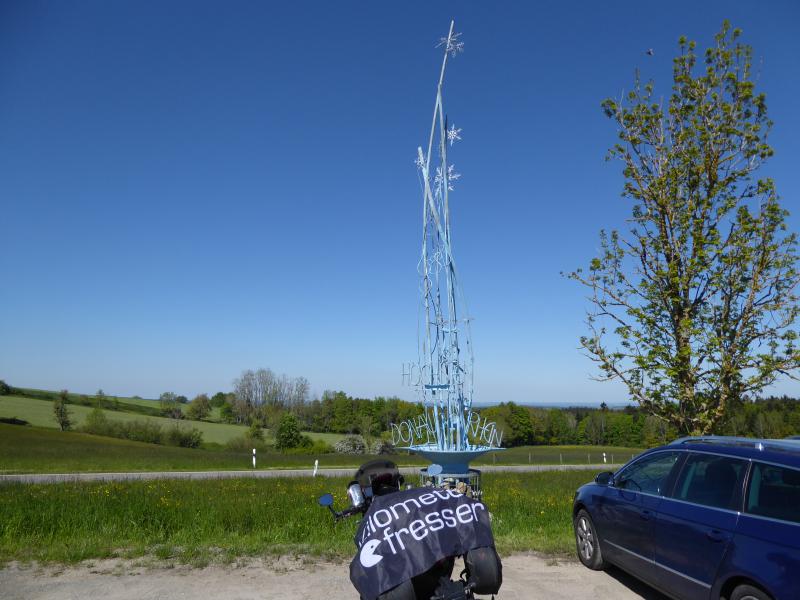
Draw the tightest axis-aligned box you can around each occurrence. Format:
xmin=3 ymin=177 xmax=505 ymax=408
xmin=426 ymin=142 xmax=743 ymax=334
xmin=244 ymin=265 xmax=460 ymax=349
xmin=707 ymin=530 xmax=729 ymax=543
xmin=639 ymin=509 xmax=652 ymax=521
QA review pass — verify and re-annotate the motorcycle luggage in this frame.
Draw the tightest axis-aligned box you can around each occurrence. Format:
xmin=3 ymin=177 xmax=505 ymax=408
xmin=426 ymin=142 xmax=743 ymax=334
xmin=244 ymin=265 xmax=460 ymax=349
xmin=354 ymin=459 xmax=404 ymax=496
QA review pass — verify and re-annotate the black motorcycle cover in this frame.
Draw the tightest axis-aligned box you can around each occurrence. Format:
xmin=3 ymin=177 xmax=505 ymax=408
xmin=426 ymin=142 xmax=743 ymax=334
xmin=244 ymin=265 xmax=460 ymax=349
xmin=349 ymin=486 xmax=495 ymax=600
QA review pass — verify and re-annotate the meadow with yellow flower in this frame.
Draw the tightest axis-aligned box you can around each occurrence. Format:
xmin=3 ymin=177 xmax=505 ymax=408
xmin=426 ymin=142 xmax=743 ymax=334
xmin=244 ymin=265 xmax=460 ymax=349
xmin=0 ymin=471 xmax=594 ymax=564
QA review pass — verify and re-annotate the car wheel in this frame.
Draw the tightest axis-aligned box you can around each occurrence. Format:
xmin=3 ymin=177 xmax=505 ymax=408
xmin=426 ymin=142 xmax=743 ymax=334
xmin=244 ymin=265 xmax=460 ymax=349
xmin=574 ymin=509 xmax=606 ymax=570
xmin=730 ymin=584 xmax=772 ymax=600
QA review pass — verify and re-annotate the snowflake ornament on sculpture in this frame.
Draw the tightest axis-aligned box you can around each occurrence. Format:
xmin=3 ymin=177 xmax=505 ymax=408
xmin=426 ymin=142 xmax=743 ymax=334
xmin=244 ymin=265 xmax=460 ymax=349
xmin=434 ymin=164 xmax=460 ymax=193
xmin=447 ymin=164 xmax=461 ymax=188
xmin=437 ymin=31 xmax=464 ymax=57
xmin=447 ymin=124 xmax=462 ymax=146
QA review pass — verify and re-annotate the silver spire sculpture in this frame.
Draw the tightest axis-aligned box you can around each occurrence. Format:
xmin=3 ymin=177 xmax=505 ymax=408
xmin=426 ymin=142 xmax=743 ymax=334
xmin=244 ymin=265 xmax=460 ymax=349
xmin=392 ymin=21 xmax=502 ymax=475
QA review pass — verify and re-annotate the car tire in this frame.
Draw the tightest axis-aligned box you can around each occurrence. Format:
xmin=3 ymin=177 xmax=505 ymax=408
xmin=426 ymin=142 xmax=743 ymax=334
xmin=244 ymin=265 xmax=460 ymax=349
xmin=730 ymin=584 xmax=772 ymax=600
xmin=574 ymin=509 xmax=606 ymax=570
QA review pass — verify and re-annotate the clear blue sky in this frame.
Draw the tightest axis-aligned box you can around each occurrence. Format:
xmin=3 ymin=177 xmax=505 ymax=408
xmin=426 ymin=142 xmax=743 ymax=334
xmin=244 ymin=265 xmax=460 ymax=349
xmin=2 ymin=1 xmax=798 ymax=405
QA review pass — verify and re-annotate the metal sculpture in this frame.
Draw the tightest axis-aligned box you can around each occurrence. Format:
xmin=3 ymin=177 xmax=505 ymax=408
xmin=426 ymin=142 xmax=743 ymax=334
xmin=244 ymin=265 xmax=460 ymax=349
xmin=392 ymin=21 xmax=502 ymax=477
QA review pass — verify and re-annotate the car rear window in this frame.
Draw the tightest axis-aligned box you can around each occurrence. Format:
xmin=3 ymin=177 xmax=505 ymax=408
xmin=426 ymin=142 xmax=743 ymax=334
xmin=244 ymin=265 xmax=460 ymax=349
xmin=672 ymin=453 xmax=747 ymax=510
xmin=746 ymin=462 xmax=800 ymax=524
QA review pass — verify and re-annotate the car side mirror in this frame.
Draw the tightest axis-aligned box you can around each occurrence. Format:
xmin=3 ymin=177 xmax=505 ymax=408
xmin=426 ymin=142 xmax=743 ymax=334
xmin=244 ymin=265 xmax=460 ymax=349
xmin=595 ymin=471 xmax=614 ymax=486
xmin=318 ymin=493 xmax=334 ymax=507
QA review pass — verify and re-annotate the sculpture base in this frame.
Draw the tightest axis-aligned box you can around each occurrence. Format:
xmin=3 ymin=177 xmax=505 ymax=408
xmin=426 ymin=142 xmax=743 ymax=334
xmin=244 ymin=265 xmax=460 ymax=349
xmin=405 ymin=444 xmax=502 ymax=474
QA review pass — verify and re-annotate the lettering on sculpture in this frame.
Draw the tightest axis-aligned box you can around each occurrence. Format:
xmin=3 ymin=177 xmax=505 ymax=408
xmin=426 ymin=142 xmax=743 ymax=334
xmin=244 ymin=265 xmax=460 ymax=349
xmin=390 ymin=409 xmax=502 ymax=449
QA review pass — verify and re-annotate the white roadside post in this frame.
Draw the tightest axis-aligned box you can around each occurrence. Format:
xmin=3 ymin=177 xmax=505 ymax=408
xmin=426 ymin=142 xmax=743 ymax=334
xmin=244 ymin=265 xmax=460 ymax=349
xmin=313 ymin=459 xmax=319 ymax=477
xmin=603 ymin=452 xmax=607 ymax=464
xmin=252 ymin=448 xmax=256 ymax=469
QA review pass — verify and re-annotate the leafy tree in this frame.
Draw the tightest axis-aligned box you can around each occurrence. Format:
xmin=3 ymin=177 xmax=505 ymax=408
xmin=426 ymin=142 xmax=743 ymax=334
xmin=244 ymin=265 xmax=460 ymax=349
xmin=176 ymin=395 xmax=189 ymax=404
xmin=219 ymin=401 xmax=235 ymax=424
xmin=570 ymin=23 xmax=799 ymax=435
xmin=580 ymin=412 xmax=607 ymax=445
xmin=0 ymin=380 xmax=11 ymax=396
xmin=330 ymin=391 xmax=356 ymax=433
xmin=247 ymin=421 xmax=265 ymax=441
xmin=159 ymin=392 xmax=183 ymax=419
xmin=186 ymin=394 xmax=211 ymax=420
xmin=210 ymin=392 xmax=228 ymax=408
xmin=506 ymin=403 xmax=534 ymax=446
xmin=95 ymin=389 xmax=108 ymax=409
xmin=275 ymin=413 xmax=303 ymax=450
xmin=53 ymin=389 xmax=72 ymax=431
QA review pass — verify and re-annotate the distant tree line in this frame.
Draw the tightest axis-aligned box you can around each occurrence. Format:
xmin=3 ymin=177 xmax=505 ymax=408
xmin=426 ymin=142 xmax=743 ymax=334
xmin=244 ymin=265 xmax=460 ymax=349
xmin=4 ymin=376 xmax=798 ymax=449
xmin=481 ymin=397 xmax=800 ymax=448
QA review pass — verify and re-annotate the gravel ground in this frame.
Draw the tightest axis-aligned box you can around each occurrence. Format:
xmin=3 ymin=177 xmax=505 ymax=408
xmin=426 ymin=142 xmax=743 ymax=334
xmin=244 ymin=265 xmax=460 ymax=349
xmin=0 ymin=554 xmax=668 ymax=600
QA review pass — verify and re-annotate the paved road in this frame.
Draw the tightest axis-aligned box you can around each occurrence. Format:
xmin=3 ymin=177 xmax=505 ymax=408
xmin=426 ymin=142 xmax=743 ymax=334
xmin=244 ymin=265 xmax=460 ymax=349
xmin=0 ymin=554 xmax=668 ymax=600
xmin=0 ymin=463 xmax=621 ymax=484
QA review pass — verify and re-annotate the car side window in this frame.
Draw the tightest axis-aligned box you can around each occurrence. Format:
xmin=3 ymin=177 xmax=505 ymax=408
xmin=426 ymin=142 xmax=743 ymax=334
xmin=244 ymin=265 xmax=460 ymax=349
xmin=672 ymin=453 xmax=747 ymax=510
xmin=615 ymin=451 xmax=680 ymax=495
xmin=746 ymin=462 xmax=800 ymax=524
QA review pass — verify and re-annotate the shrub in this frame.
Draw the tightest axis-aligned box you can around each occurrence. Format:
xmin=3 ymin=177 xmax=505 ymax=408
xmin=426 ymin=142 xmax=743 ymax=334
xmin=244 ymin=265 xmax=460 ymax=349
xmin=247 ymin=422 xmax=265 ymax=441
xmin=284 ymin=438 xmax=334 ymax=455
xmin=0 ymin=380 xmax=11 ymax=396
xmin=370 ymin=439 xmax=396 ymax=455
xmin=224 ymin=435 xmax=273 ymax=453
xmin=275 ymin=414 xmax=303 ymax=450
xmin=334 ymin=434 xmax=367 ymax=455
xmin=82 ymin=407 xmax=112 ymax=436
xmin=167 ymin=423 xmax=203 ymax=448
xmin=0 ymin=417 xmax=29 ymax=426
xmin=123 ymin=420 xmax=165 ymax=445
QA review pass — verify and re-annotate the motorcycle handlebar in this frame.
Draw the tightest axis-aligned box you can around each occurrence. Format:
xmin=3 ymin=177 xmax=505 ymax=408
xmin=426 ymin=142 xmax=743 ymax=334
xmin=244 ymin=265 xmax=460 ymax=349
xmin=335 ymin=505 xmax=364 ymax=521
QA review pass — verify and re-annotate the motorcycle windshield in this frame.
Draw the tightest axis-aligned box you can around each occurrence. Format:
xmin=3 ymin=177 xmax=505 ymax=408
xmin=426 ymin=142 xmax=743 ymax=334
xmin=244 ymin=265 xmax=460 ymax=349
xmin=349 ymin=486 xmax=495 ymax=600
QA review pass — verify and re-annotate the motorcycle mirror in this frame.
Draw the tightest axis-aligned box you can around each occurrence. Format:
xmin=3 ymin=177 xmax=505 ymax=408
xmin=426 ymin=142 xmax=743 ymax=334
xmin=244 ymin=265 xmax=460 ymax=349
xmin=318 ymin=493 xmax=334 ymax=507
xmin=428 ymin=464 xmax=443 ymax=476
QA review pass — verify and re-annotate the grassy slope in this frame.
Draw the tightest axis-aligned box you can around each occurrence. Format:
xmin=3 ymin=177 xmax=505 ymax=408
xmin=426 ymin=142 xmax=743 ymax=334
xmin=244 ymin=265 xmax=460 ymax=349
xmin=0 ymin=470 xmax=593 ymax=563
xmin=0 ymin=424 xmax=423 ymax=473
xmin=0 ymin=396 xmax=344 ymax=446
xmin=0 ymin=423 xmax=642 ymax=474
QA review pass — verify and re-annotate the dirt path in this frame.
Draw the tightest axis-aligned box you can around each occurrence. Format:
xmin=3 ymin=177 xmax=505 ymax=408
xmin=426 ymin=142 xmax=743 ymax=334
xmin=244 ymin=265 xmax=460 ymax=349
xmin=1 ymin=554 xmax=667 ymax=600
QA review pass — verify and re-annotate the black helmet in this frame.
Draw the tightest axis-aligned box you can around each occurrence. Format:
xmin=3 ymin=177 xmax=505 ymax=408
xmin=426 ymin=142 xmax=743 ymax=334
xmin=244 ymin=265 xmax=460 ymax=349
xmin=354 ymin=459 xmax=405 ymax=496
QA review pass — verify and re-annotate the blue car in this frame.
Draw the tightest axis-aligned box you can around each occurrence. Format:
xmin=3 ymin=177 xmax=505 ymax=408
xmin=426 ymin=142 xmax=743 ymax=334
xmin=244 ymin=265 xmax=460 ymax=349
xmin=573 ymin=437 xmax=800 ymax=600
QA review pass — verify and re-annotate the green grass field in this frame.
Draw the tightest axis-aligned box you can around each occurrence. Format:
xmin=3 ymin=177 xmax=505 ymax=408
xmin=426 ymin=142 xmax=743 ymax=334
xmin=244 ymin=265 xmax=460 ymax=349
xmin=0 ymin=470 xmax=592 ymax=564
xmin=0 ymin=424 xmax=642 ymax=474
xmin=0 ymin=424 xmax=421 ymax=473
xmin=472 ymin=445 xmax=641 ymax=466
xmin=0 ymin=396 xmax=345 ymax=446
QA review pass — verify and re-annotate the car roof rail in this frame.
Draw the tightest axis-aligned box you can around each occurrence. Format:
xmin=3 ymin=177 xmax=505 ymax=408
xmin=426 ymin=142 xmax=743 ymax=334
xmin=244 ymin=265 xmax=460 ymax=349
xmin=670 ymin=435 xmax=800 ymax=454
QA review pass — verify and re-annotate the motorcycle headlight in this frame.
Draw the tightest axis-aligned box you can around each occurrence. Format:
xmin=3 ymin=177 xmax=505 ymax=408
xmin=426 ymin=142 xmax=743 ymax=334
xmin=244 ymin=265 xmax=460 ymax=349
xmin=347 ymin=482 xmax=365 ymax=508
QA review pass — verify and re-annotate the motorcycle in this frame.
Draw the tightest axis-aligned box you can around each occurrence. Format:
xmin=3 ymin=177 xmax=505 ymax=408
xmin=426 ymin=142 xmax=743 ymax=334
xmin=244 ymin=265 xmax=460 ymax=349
xmin=318 ymin=459 xmax=502 ymax=600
